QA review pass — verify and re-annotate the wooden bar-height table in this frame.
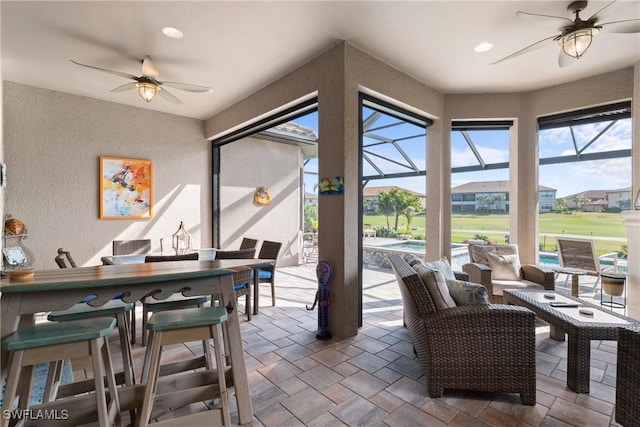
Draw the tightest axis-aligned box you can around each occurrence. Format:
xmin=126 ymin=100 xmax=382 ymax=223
xmin=0 ymin=259 xmax=263 ymax=424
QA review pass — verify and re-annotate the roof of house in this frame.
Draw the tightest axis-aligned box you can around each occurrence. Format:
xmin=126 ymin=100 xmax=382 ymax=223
xmin=304 ymin=192 xmax=318 ymax=200
xmin=362 ymin=186 xmax=425 ymax=198
xmin=451 ymin=180 xmax=555 ymax=194
xmin=562 ymin=190 xmax=609 ymax=200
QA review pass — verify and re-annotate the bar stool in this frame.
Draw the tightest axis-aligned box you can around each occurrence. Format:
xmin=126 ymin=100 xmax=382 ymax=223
xmin=1 ymin=318 xmax=122 ymax=427
xmin=46 ymin=297 xmax=136 ymax=425
xmin=137 ymin=306 xmax=230 ymax=427
xmin=47 ymin=300 xmax=136 ymax=397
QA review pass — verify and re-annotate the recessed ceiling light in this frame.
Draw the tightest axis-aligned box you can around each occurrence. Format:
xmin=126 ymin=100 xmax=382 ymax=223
xmin=474 ymin=42 xmax=493 ymax=53
xmin=162 ymin=27 xmax=183 ymax=39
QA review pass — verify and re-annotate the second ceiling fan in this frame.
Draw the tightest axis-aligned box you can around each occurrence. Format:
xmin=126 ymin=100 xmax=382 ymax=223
xmin=491 ymin=0 xmax=640 ymax=67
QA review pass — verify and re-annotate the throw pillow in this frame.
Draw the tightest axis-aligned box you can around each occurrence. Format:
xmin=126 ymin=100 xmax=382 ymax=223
xmin=424 ymin=257 xmax=456 ymax=281
xmin=485 ymin=252 xmax=521 ymax=280
xmin=415 ymin=265 xmax=457 ymax=310
xmin=445 ymin=279 xmax=490 ymax=306
xmin=403 ymin=253 xmax=425 ymax=268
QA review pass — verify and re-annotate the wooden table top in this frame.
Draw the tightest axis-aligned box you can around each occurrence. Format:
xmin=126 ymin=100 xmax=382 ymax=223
xmin=0 ymin=259 xmax=274 ymax=292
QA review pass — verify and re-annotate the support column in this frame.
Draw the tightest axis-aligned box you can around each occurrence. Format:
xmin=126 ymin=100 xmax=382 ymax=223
xmin=621 ymin=210 xmax=640 ymax=320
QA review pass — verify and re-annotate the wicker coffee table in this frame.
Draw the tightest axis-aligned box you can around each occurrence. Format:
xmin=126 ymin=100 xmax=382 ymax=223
xmin=503 ymin=289 xmax=638 ymax=393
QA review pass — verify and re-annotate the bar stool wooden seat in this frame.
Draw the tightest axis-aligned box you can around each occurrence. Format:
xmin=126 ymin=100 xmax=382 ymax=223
xmin=1 ymin=318 xmax=122 ymax=427
xmin=137 ymin=306 xmax=230 ymax=427
xmin=48 ymin=299 xmax=136 ymax=390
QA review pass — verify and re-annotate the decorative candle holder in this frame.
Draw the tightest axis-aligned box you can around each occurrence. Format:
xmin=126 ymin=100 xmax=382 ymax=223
xmin=171 ymin=221 xmax=191 ymax=255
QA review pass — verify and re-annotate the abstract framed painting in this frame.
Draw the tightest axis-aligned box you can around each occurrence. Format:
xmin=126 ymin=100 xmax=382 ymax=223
xmin=99 ymin=156 xmax=153 ymax=219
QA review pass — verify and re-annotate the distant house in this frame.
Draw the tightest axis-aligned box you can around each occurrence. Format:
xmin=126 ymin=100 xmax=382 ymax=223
xmin=563 ymin=190 xmax=608 ymax=211
xmin=451 ymin=180 xmax=557 ymax=213
xmin=304 ymin=191 xmax=318 ymax=206
xmin=362 ymin=186 xmax=426 ymax=213
xmin=606 ymin=188 xmax=632 ymax=211
xmin=562 ymin=188 xmax=632 ymax=212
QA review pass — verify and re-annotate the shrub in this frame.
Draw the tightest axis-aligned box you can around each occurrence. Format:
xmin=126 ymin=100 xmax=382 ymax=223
xmin=375 ymin=227 xmax=398 ymax=238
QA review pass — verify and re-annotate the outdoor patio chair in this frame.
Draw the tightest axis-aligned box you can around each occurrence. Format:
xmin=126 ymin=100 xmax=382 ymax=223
xmin=462 ymin=244 xmax=555 ymax=303
xmin=388 ymin=254 xmax=536 ymax=404
xmin=555 ymin=237 xmax=604 ymax=292
xmin=254 ymin=240 xmax=282 ymax=307
xmin=214 ymin=248 xmax=256 ymax=320
xmin=240 ymin=237 xmax=258 ymax=250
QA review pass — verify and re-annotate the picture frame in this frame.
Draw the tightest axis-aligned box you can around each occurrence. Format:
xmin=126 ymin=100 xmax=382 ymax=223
xmin=100 ymin=156 xmax=153 ymax=219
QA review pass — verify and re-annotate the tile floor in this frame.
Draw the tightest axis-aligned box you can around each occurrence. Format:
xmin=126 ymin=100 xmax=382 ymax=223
xmin=75 ymin=263 xmax=630 ymax=426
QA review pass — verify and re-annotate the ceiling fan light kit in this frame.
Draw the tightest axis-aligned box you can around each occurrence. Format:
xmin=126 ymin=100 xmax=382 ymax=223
xmin=137 ymin=82 xmax=160 ymax=103
xmin=559 ymin=27 xmax=598 ymax=59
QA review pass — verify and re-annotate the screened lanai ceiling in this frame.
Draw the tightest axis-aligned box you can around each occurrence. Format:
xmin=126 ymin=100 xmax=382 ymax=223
xmin=262 ymin=99 xmax=632 ymax=184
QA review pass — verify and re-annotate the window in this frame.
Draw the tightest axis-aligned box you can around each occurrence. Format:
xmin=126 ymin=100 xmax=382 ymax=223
xmin=537 ymin=101 xmax=631 ymax=255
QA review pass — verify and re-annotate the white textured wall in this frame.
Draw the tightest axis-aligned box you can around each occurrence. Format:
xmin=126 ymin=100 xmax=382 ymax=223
xmin=220 ymin=136 xmax=301 ymax=267
xmin=3 ymin=82 xmax=211 ymax=268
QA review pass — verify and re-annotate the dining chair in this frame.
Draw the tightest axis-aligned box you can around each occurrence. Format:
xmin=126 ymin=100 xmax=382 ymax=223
xmin=111 ymin=239 xmax=151 ymax=343
xmin=254 ymin=240 xmax=282 ymax=307
xmin=141 ymin=253 xmax=210 ymax=346
xmin=215 ymin=248 xmax=256 ymax=320
xmin=112 ymin=239 xmax=152 ymax=256
xmin=239 ymin=237 xmax=258 ymax=250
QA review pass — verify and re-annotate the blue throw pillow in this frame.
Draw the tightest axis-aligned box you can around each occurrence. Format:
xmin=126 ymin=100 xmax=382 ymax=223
xmin=445 ymin=279 xmax=490 ymax=306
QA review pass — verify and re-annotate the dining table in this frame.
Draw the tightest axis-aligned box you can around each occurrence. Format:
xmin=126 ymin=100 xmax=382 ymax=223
xmin=0 ymin=259 xmax=267 ymax=425
xmin=101 ymin=252 xmax=274 ymax=316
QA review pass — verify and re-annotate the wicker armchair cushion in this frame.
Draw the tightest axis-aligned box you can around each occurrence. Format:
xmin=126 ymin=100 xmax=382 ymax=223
xmin=414 ymin=265 xmax=456 ymax=310
xmin=423 ymin=258 xmax=456 ymax=281
xmin=486 ymin=252 xmax=521 ymax=280
xmin=445 ymin=279 xmax=490 ymax=305
xmin=403 ymin=254 xmax=457 ymax=281
xmin=469 ymin=244 xmax=519 ymax=265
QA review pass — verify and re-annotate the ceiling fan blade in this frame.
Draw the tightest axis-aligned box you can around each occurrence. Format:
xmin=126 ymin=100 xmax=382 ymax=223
xmin=516 ymin=11 xmax=573 ymax=30
xmin=585 ymin=0 xmax=617 ymax=22
xmin=70 ymin=59 xmax=137 ymax=80
xmin=490 ymin=35 xmax=558 ymax=65
xmin=558 ymin=50 xmax=575 ymax=68
xmin=110 ymin=82 xmax=137 ymax=92
xmin=600 ymin=18 xmax=640 ymax=33
xmin=160 ymin=81 xmax=212 ymax=93
xmin=158 ymin=87 xmax=183 ymax=104
xmin=141 ymin=55 xmax=159 ymax=78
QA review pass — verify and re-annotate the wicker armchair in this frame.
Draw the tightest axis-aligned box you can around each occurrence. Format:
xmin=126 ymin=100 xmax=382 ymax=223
xmin=462 ymin=244 xmax=555 ymax=303
xmin=388 ymin=254 xmax=536 ymax=404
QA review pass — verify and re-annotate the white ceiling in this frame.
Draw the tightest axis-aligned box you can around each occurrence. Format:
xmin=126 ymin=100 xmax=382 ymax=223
xmin=2 ymin=1 xmax=639 ymax=120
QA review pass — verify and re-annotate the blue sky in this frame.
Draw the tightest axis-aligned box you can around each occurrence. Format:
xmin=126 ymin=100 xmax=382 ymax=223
xmin=295 ymin=111 xmax=632 ymax=199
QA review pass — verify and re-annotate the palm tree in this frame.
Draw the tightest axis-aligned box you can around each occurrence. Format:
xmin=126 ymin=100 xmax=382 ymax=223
xmin=377 ymin=192 xmax=394 ymax=228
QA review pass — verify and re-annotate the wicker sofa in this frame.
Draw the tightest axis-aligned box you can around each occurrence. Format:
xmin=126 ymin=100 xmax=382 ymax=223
xmin=462 ymin=244 xmax=555 ymax=303
xmin=388 ymin=253 xmax=536 ymax=404
xmin=616 ymin=326 xmax=640 ymax=426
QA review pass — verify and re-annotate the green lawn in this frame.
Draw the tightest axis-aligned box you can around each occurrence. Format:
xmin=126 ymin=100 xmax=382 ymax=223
xmin=363 ymin=212 xmax=627 ymax=256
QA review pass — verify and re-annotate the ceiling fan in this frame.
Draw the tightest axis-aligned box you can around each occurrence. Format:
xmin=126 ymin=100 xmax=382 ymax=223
xmin=491 ymin=0 xmax=640 ymax=67
xmin=71 ymin=55 xmax=212 ymax=104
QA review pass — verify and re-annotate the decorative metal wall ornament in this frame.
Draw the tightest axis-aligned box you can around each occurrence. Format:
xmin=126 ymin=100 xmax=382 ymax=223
xmin=318 ymin=176 xmax=344 ymax=195
xmin=254 ymin=187 xmax=272 ymax=206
